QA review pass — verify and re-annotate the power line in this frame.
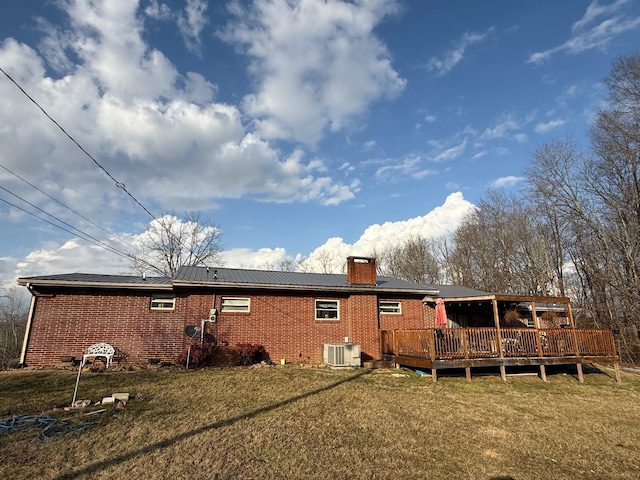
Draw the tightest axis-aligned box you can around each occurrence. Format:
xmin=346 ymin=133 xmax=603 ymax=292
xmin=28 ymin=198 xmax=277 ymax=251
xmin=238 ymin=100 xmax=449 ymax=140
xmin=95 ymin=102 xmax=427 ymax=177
xmin=0 ymin=66 xmax=157 ymax=221
xmin=0 ymin=196 xmax=131 ymax=262
xmin=0 ymin=162 xmax=139 ymax=252
xmin=0 ymin=191 xmax=166 ymax=275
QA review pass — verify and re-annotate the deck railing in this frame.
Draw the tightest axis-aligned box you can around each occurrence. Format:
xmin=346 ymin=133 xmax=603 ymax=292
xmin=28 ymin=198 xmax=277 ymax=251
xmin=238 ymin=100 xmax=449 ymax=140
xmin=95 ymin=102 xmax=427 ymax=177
xmin=381 ymin=328 xmax=617 ymax=360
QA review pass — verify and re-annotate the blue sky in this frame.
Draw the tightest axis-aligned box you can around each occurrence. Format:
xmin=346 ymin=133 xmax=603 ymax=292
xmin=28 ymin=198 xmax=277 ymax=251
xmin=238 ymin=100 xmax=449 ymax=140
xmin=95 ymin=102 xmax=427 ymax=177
xmin=1 ymin=0 xmax=639 ymax=281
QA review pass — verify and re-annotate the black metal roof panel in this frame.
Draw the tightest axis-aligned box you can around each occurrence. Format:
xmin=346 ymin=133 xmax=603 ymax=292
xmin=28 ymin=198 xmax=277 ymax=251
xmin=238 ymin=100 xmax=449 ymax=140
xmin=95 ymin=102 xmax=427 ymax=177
xmin=174 ymin=266 xmax=439 ymax=293
xmin=18 ymin=273 xmax=172 ymax=287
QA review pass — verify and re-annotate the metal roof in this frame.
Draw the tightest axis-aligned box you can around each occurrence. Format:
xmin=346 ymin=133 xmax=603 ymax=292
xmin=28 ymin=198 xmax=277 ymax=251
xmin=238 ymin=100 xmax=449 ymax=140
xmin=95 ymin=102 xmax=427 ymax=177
xmin=18 ymin=267 xmax=441 ymax=295
xmin=174 ymin=266 xmax=440 ymax=294
xmin=17 ymin=273 xmax=173 ymax=290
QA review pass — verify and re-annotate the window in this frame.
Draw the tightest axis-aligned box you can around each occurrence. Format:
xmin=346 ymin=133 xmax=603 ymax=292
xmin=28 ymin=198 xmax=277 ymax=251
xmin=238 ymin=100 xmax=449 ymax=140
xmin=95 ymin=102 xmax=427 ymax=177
xmin=316 ymin=299 xmax=339 ymax=320
xmin=150 ymin=295 xmax=175 ymax=310
xmin=379 ymin=301 xmax=401 ymax=314
xmin=221 ymin=297 xmax=250 ymax=312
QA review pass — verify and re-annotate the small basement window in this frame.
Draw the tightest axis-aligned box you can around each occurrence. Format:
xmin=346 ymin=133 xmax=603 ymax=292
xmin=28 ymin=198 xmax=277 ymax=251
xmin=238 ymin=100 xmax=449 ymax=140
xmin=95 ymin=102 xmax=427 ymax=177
xmin=379 ymin=301 xmax=401 ymax=314
xmin=150 ymin=295 xmax=175 ymax=310
xmin=221 ymin=297 xmax=250 ymax=312
xmin=316 ymin=299 xmax=339 ymax=320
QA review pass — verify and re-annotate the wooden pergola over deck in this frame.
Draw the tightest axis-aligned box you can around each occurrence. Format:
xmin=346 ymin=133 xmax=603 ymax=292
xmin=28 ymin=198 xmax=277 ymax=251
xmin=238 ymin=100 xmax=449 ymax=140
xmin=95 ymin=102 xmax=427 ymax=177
xmin=382 ymin=292 xmax=620 ymax=383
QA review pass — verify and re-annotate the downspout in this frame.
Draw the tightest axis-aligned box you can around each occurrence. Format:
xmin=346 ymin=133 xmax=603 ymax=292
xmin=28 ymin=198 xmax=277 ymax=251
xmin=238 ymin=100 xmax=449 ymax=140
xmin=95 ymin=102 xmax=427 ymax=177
xmin=19 ymin=283 xmax=36 ymax=366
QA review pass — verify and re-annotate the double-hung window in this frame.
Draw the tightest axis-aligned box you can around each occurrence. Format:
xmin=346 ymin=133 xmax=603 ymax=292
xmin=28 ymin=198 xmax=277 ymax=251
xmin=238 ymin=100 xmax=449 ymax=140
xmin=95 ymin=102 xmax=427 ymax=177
xmin=315 ymin=299 xmax=339 ymax=320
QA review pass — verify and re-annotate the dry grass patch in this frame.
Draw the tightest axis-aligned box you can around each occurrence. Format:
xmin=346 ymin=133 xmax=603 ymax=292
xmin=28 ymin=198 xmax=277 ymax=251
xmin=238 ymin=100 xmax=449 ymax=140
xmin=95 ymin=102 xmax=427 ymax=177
xmin=1 ymin=365 xmax=639 ymax=480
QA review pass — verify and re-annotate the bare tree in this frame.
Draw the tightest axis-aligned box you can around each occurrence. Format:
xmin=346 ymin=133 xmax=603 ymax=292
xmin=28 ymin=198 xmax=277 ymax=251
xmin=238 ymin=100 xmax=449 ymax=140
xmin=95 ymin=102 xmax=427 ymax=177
xmin=0 ymin=286 xmax=28 ymax=369
xmin=378 ymin=235 xmax=442 ymax=284
xmin=131 ymin=212 xmax=223 ymax=277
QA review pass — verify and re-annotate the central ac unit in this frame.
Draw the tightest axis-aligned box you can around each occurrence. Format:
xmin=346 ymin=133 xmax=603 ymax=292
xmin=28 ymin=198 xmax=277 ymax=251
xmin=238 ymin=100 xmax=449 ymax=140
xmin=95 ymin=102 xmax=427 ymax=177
xmin=323 ymin=343 xmax=361 ymax=367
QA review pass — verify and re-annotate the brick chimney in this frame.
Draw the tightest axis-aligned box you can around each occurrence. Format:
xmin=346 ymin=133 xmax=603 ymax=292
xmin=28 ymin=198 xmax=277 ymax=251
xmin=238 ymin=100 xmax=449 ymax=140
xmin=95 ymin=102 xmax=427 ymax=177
xmin=347 ymin=256 xmax=377 ymax=285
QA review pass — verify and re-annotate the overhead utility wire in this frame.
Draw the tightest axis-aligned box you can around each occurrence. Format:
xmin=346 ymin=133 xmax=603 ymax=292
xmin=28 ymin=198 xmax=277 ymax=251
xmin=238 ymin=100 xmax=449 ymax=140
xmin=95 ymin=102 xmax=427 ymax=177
xmin=0 ymin=190 xmax=164 ymax=274
xmin=0 ymin=162 xmax=139 ymax=252
xmin=0 ymin=66 xmax=157 ymax=221
xmin=0 ymin=184 xmax=133 ymax=261
xmin=0 ymin=197 xmax=131 ymax=262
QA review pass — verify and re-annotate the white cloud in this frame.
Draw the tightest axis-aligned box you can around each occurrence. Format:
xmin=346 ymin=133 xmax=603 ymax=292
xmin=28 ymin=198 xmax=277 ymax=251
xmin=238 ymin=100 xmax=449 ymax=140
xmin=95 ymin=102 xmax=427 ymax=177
xmin=534 ymin=118 xmax=566 ymax=133
xmin=375 ymin=155 xmax=423 ymax=181
xmin=481 ymin=118 xmax=520 ymax=140
xmin=221 ymin=247 xmax=298 ymax=270
xmin=424 ymin=114 xmax=437 ymax=123
xmin=8 ymin=193 xmax=476 ymax=278
xmin=572 ymin=0 xmax=629 ymax=32
xmin=298 ymin=192 xmax=476 ymax=272
xmin=222 ymin=0 xmax=406 ymax=144
xmin=0 ymin=0 xmax=356 ymax=218
xmin=430 ymin=138 xmax=468 ymax=162
xmin=528 ymin=0 xmax=640 ymax=65
xmin=427 ymin=27 xmax=494 ymax=77
xmin=514 ymin=133 xmax=528 ymax=143
xmin=177 ymin=0 xmax=209 ymax=54
xmin=489 ymin=176 xmax=524 ymax=188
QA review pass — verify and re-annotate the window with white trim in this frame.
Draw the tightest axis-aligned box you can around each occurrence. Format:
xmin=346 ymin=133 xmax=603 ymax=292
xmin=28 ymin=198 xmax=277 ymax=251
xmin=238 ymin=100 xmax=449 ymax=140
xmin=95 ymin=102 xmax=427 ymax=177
xmin=315 ymin=299 xmax=339 ymax=320
xmin=221 ymin=297 xmax=250 ymax=312
xmin=379 ymin=301 xmax=401 ymax=314
xmin=150 ymin=295 xmax=175 ymax=311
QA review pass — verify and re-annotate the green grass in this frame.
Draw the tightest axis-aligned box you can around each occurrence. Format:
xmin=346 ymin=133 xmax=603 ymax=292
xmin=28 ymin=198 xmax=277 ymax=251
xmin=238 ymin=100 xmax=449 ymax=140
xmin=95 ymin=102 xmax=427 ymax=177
xmin=1 ymin=365 xmax=639 ymax=480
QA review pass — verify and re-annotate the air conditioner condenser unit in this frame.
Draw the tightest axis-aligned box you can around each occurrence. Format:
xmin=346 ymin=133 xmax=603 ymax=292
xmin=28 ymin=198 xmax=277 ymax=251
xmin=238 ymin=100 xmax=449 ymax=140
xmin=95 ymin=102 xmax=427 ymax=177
xmin=323 ymin=343 xmax=361 ymax=367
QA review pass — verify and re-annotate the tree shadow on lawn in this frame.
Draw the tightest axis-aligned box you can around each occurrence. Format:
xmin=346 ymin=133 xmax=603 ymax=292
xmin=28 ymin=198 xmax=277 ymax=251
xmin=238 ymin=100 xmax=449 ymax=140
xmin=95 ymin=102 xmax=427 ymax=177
xmin=55 ymin=369 xmax=370 ymax=480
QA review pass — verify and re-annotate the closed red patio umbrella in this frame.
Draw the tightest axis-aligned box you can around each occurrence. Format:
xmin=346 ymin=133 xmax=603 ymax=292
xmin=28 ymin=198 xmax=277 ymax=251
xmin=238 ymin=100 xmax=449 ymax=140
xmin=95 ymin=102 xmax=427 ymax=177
xmin=435 ymin=298 xmax=448 ymax=328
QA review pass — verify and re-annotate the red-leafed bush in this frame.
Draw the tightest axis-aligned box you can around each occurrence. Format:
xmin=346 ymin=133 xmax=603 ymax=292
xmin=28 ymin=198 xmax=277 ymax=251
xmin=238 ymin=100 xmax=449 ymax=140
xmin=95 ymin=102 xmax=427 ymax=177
xmin=176 ymin=341 xmax=268 ymax=368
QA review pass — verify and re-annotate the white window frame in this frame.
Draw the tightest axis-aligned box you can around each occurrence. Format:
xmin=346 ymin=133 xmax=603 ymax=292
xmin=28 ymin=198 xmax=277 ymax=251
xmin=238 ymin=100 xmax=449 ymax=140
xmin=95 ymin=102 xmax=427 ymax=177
xmin=221 ymin=297 xmax=251 ymax=313
xmin=315 ymin=299 xmax=339 ymax=320
xmin=150 ymin=295 xmax=175 ymax=311
xmin=379 ymin=301 xmax=402 ymax=315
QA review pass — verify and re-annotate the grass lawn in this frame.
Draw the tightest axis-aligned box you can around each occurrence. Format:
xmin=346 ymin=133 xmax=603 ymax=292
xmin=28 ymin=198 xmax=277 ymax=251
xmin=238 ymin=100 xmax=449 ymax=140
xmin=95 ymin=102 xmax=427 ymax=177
xmin=1 ymin=364 xmax=639 ymax=480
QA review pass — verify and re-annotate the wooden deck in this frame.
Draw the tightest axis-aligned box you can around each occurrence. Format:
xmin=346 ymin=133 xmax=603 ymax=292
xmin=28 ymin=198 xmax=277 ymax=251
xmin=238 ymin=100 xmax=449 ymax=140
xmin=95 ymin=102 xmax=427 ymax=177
xmin=380 ymin=328 xmax=620 ymax=383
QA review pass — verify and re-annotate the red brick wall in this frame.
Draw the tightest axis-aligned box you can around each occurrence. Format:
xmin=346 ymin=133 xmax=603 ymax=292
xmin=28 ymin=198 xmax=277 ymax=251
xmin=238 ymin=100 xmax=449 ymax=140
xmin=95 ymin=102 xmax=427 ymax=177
xmin=378 ymin=297 xmax=429 ymax=331
xmin=24 ymin=290 xmax=187 ymax=366
xmin=24 ymin=287 xmax=427 ymax=366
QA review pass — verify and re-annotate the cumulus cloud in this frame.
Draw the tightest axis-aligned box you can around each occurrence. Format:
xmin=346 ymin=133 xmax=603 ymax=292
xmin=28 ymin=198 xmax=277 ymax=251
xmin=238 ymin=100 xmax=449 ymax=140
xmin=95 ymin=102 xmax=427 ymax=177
xmin=427 ymin=27 xmax=494 ymax=77
xmin=528 ymin=0 xmax=640 ymax=65
xmin=221 ymin=0 xmax=406 ymax=144
xmin=298 ymin=192 xmax=475 ymax=273
xmin=0 ymin=0 xmax=356 ymax=222
xmin=177 ymin=0 xmax=209 ymax=54
xmin=7 ymin=193 xmax=475 ymax=279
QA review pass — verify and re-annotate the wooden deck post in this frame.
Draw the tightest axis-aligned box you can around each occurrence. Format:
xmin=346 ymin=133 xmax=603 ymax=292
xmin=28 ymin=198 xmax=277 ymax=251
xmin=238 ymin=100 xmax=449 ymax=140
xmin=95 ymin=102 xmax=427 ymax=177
xmin=531 ymin=302 xmax=547 ymax=381
xmin=566 ymin=303 xmax=584 ymax=382
xmin=430 ymin=329 xmax=437 ymax=382
xmin=492 ymin=299 xmax=507 ymax=382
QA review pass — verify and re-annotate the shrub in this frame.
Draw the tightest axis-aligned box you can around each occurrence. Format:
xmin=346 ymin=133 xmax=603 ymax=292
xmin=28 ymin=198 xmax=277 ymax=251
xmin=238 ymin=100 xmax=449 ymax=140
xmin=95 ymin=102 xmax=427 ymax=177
xmin=234 ymin=343 xmax=267 ymax=366
xmin=176 ymin=341 xmax=268 ymax=368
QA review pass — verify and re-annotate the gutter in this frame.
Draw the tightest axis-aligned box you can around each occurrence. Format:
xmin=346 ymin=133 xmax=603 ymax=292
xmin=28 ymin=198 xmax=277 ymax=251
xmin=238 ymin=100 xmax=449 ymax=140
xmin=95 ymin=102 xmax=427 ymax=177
xmin=19 ymin=283 xmax=36 ymax=366
xmin=16 ymin=279 xmax=173 ymax=291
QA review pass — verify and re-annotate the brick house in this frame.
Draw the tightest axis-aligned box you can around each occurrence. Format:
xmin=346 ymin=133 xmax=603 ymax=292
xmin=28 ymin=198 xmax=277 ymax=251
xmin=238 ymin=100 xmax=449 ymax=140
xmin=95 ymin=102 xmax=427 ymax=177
xmin=19 ymin=256 xmax=469 ymax=367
